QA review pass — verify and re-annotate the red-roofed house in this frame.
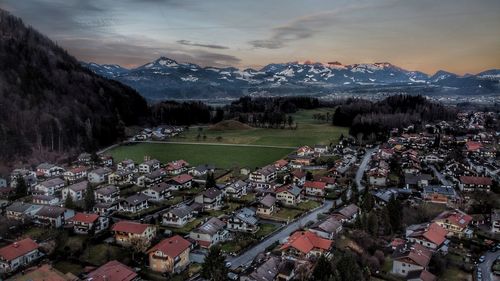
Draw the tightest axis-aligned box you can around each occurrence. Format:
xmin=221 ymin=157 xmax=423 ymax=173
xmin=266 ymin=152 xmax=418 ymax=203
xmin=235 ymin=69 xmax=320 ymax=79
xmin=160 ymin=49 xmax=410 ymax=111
xmin=63 ymin=166 xmax=88 ymax=183
xmin=458 ymin=176 xmax=493 ymax=192
xmin=274 ymin=159 xmax=289 ymax=171
xmin=465 ymin=141 xmax=482 ymax=152
xmin=111 ymin=221 xmax=156 ymax=248
xmin=67 ymin=212 xmax=109 ymax=234
xmin=303 ymin=181 xmax=326 ymax=197
xmin=392 ymin=243 xmax=432 ymax=278
xmin=87 ymin=260 xmax=139 ymax=281
xmin=166 ymin=160 xmax=189 ymax=175
xmin=433 ymin=210 xmax=473 ymax=238
xmin=406 ymin=222 xmax=449 ymax=251
xmin=0 ymin=238 xmax=42 ymax=273
xmin=148 ymin=235 xmax=191 ymax=273
xmin=168 ymin=174 xmax=193 ymax=190
xmin=280 ymin=231 xmax=332 ymax=258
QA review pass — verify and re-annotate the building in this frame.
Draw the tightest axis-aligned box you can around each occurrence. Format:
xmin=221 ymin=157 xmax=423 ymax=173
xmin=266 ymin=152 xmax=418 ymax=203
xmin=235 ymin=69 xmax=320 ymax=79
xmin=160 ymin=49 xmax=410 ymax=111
xmin=139 ymin=159 xmax=161 ymax=174
xmin=162 ymin=204 xmax=195 ymax=227
xmin=95 ymin=185 xmax=120 ymax=203
xmin=36 ymin=163 xmax=65 ymax=178
xmin=303 ymin=181 xmax=326 ymax=197
xmin=167 ymin=174 xmax=193 ymax=190
xmin=227 ymin=207 xmax=259 ymax=233
xmin=32 ymin=194 xmax=60 ymax=206
xmin=405 ymin=173 xmax=433 ymax=189
xmin=275 ymin=185 xmax=302 ymax=206
xmin=61 ymin=180 xmax=89 ymax=202
xmin=194 ymin=188 xmax=223 ymax=210
xmin=137 ymin=170 xmax=166 ymax=187
xmin=5 ymin=202 xmax=42 ymax=221
xmin=309 ymin=217 xmax=342 ymax=240
xmin=392 ymin=243 xmax=433 ymax=278
xmin=108 ymin=170 xmax=135 ymax=186
xmin=335 ymin=204 xmax=360 ymax=223
xmin=63 ymin=166 xmax=88 ymax=183
xmin=190 ymin=164 xmax=215 ymax=177
xmin=117 ymin=159 xmax=136 ymax=171
xmin=87 ymin=260 xmax=139 ymax=281
xmin=148 ymin=235 xmax=191 ymax=274
xmin=223 ymin=180 xmax=248 ymax=198
xmin=119 ymin=194 xmax=150 ymax=213
xmin=111 ymin=221 xmax=156 ymax=248
xmin=34 ymin=178 xmax=65 ymax=196
xmin=256 ymin=194 xmax=276 ymax=217
xmin=433 ymin=209 xmax=473 ymax=238
xmin=0 ymin=238 xmax=42 ymax=273
xmin=33 ymin=206 xmax=75 ymax=228
xmin=88 ymin=167 xmax=112 ymax=184
xmin=8 ymin=264 xmax=77 ymax=281
xmin=67 ymin=212 xmax=109 ymax=234
xmin=189 ymin=217 xmax=228 ymax=248
xmin=491 ymin=209 xmax=500 ymax=233
xmin=249 ymin=165 xmax=277 ymax=189
xmin=142 ymin=182 xmax=172 ymax=201
xmin=10 ymin=169 xmax=37 ymax=189
xmin=280 ymin=231 xmax=333 ymax=258
xmin=458 ymin=176 xmax=493 ymax=192
xmin=165 ymin=160 xmax=189 ymax=175
xmin=406 ymin=222 xmax=448 ymax=251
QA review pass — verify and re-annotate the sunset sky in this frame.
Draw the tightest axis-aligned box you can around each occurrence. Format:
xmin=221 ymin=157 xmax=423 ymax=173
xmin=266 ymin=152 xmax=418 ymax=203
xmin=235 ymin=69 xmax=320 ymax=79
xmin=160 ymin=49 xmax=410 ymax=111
xmin=2 ymin=0 xmax=499 ymax=75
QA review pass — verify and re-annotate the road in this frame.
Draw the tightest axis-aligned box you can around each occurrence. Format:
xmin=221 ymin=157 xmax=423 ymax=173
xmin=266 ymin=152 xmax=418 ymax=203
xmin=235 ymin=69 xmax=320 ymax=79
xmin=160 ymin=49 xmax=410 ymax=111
xmin=131 ymin=140 xmax=298 ymax=150
xmin=352 ymin=146 xmax=378 ymax=196
xmin=227 ymin=200 xmax=334 ymax=269
xmin=478 ymin=250 xmax=500 ymax=281
xmin=429 ymin=165 xmax=452 ymax=186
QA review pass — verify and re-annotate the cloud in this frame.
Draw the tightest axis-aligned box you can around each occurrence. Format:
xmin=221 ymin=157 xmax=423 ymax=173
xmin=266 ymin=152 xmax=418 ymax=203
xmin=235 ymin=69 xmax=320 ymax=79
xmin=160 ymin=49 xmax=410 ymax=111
xmin=177 ymin=40 xmax=229 ymax=50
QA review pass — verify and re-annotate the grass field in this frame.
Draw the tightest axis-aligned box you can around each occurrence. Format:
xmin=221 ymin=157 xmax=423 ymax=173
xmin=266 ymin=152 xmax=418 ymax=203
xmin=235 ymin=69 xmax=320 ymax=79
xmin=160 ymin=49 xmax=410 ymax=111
xmin=109 ymin=142 xmax=293 ymax=169
xmin=174 ymin=108 xmax=348 ymax=147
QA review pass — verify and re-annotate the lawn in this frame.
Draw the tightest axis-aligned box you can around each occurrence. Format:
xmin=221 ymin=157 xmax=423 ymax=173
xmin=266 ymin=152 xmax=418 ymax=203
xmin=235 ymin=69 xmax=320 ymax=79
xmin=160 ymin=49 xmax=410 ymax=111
xmin=108 ymin=143 xmax=293 ymax=169
xmin=440 ymin=266 xmax=471 ymax=281
xmin=255 ymin=223 xmax=279 ymax=239
xmin=53 ymin=261 xmax=84 ymax=275
xmin=80 ymin=243 xmax=127 ymax=266
xmin=297 ymin=200 xmax=321 ymax=210
xmin=174 ymin=108 xmax=348 ymax=147
xmin=273 ymin=207 xmax=304 ymax=221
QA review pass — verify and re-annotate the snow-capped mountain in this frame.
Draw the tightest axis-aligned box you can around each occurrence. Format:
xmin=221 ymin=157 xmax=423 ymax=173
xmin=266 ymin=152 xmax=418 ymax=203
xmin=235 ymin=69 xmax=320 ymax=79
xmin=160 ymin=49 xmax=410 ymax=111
xmin=82 ymin=57 xmax=499 ymax=100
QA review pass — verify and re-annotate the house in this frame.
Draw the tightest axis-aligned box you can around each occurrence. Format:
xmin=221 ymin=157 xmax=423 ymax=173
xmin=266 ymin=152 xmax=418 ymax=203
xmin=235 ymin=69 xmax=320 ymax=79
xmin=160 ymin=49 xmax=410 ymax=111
xmin=296 ymin=146 xmax=314 ymax=156
xmin=242 ymin=256 xmax=281 ymax=281
xmin=458 ymin=176 xmax=492 ymax=192
xmin=274 ymin=159 xmax=289 ymax=171
xmin=256 ymin=194 xmax=276 ymax=217
xmin=314 ymin=175 xmax=336 ymax=189
xmin=87 ymin=260 xmax=139 ymax=281
xmin=165 ymin=160 xmax=189 ymax=175
xmin=93 ymin=201 xmax=119 ymax=217
xmin=406 ymin=270 xmax=437 ymax=281
xmin=392 ymin=242 xmax=432 ymax=278
xmin=32 ymin=194 xmax=60 ymax=206
xmin=34 ymin=178 xmax=65 ymax=196
xmin=280 ymin=231 xmax=332 ymax=258
xmin=5 ymin=202 xmax=42 ymax=221
xmin=112 ymin=221 xmax=156 ymax=248
xmin=314 ymin=144 xmax=329 ymax=155
xmin=137 ymin=170 xmax=166 ymax=187
xmin=491 ymin=209 xmax=500 ymax=233
xmin=36 ymin=163 xmax=65 ymax=178
xmin=291 ymin=170 xmax=306 ymax=186
xmin=0 ymin=177 xmax=9 ymax=188
xmin=77 ymin=152 xmax=92 ymax=164
xmin=117 ymin=159 xmax=136 ymax=171
xmin=308 ymin=217 xmax=342 ymax=240
xmin=421 ymin=186 xmax=457 ymax=205
xmin=63 ymin=166 xmax=88 ymax=183
xmin=119 ymin=194 xmax=150 ymax=213
xmin=33 ymin=206 xmax=75 ymax=228
xmin=303 ymin=181 xmax=326 ymax=197
xmin=190 ymin=164 xmax=215 ymax=177
xmin=189 ymin=217 xmax=228 ymax=248
xmin=227 ymin=207 xmax=259 ymax=233
xmin=368 ymin=170 xmax=388 ymax=187
xmin=194 ymin=188 xmax=223 ymax=210
xmin=88 ymin=167 xmax=112 ymax=184
xmin=0 ymin=238 xmax=42 ymax=273
xmin=275 ymin=184 xmax=302 ymax=206
xmin=433 ymin=209 xmax=473 ymax=238
xmin=167 ymin=174 xmax=193 ymax=190
xmin=142 ymin=182 xmax=172 ymax=201
xmin=148 ymin=235 xmax=191 ymax=274
xmin=405 ymin=173 xmax=433 ymax=189
xmin=249 ymin=165 xmax=277 ymax=189
xmin=108 ymin=170 xmax=135 ymax=186
xmin=67 ymin=212 xmax=109 ymax=234
xmin=335 ymin=204 xmax=360 ymax=223
xmin=95 ymin=185 xmax=120 ymax=203
xmin=162 ymin=204 xmax=195 ymax=227
xmin=10 ymin=169 xmax=37 ymax=188
xmin=61 ymin=180 xmax=89 ymax=202
xmin=289 ymin=156 xmax=314 ymax=169
xmin=406 ymin=222 xmax=448 ymax=251
xmin=99 ymin=154 xmax=114 ymax=167
xmin=223 ymin=180 xmax=248 ymax=198
xmin=139 ymin=159 xmax=161 ymax=174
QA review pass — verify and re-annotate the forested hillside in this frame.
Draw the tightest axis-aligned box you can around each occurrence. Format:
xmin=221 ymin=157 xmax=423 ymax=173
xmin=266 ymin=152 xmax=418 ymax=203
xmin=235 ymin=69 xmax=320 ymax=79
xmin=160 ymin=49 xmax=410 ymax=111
xmin=0 ymin=10 xmax=149 ymax=163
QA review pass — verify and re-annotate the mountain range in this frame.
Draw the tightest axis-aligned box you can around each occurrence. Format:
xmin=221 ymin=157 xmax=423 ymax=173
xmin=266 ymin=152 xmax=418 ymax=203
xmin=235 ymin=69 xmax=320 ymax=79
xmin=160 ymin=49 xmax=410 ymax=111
xmin=82 ymin=58 xmax=500 ymax=100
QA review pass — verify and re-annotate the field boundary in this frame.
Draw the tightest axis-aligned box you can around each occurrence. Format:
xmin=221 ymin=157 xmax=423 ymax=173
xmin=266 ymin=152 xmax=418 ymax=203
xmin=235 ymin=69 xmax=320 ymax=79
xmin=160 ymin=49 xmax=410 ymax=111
xmin=130 ymin=140 xmax=298 ymax=149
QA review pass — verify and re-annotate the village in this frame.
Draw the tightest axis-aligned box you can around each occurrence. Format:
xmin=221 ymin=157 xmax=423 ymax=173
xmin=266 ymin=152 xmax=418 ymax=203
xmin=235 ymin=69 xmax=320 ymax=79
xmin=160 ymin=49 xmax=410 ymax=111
xmin=0 ymin=111 xmax=498 ymax=281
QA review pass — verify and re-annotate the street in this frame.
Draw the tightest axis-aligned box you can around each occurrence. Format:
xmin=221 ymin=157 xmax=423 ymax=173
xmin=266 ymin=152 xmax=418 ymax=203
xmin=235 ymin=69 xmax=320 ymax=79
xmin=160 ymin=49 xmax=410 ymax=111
xmin=227 ymin=200 xmax=334 ymax=269
xmin=429 ymin=165 xmax=452 ymax=186
xmin=478 ymin=251 xmax=500 ymax=281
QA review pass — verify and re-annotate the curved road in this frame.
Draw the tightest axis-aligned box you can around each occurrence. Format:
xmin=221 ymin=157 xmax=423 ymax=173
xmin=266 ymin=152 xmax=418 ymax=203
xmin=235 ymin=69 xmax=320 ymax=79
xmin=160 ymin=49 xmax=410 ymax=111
xmin=478 ymin=251 xmax=500 ymax=281
xmin=227 ymin=200 xmax=334 ymax=269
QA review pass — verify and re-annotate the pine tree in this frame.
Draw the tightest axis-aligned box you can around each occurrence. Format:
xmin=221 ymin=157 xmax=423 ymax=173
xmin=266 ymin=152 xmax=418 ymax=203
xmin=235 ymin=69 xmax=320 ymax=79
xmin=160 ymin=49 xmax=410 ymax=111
xmin=84 ymin=183 xmax=96 ymax=212
xmin=387 ymin=195 xmax=402 ymax=232
xmin=206 ymin=172 xmax=216 ymax=188
xmin=367 ymin=212 xmax=379 ymax=236
xmin=336 ymin=253 xmax=364 ymax=281
xmin=65 ymin=195 xmax=75 ymax=209
xmin=15 ymin=177 xmax=28 ymax=197
xmin=311 ymin=255 xmax=334 ymax=281
xmin=201 ymin=246 xmax=228 ymax=281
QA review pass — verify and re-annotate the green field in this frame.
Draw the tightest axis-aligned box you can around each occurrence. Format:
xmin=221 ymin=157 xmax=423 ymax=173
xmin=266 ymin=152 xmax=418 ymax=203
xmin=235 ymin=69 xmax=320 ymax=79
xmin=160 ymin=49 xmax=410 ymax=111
xmin=174 ymin=108 xmax=348 ymax=147
xmin=109 ymin=143 xmax=293 ymax=169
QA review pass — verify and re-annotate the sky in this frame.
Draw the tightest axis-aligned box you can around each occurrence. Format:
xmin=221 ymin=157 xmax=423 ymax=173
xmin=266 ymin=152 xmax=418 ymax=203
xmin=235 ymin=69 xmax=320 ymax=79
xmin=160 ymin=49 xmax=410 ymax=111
xmin=1 ymin=0 xmax=499 ymax=75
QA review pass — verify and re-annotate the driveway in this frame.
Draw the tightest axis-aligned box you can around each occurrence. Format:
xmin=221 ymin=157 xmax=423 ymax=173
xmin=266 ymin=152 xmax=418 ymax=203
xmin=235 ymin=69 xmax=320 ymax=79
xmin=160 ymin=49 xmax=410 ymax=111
xmin=478 ymin=251 xmax=500 ymax=281
xmin=227 ymin=200 xmax=334 ymax=269
xmin=429 ymin=165 xmax=452 ymax=186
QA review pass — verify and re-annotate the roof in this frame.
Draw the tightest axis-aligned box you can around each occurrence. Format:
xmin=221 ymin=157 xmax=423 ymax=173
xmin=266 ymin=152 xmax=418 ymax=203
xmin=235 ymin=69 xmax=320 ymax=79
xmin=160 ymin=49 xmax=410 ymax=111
xmin=405 ymin=173 xmax=433 ymax=185
xmin=37 ymin=162 xmax=55 ymax=170
xmin=280 ymin=231 xmax=332 ymax=254
xmin=142 ymin=159 xmax=160 ymax=166
xmin=87 ymin=260 xmax=137 ymax=281
xmin=39 ymin=178 xmax=65 ymax=188
xmin=407 ymin=270 xmax=437 ymax=281
xmin=149 ymin=182 xmax=170 ymax=193
xmin=35 ymin=206 xmax=68 ymax=218
xmin=466 ymin=141 xmax=482 ymax=151
xmin=6 ymin=202 xmax=38 ymax=213
xmin=312 ymin=217 xmax=342 ymax=234
xmin=303 ymin=181 xmax=326 ymax=190
xmin=112 ymin=221 xmax=151 ymax=234
xmin=166 ymin=160 xmax=189 ymax=170
xmin=194 ymin=217 xmax=225 ymax=235
xmin=392 ymin=242 xmax=432 ymax=267
xmin=0 ymin=238 xmax=39 ymax=261
xmin=9 ymin=264 xmax=75 ymax=281
xmin=433 ymin=209 xmax=472 ymax=229
xmin=235 ymin=207 xmax=258 ymax=225
xmin=67 ymin=180 xmax=88 ymax=192
xmin=148 ymin=235 xmax=191 ymax=258
xmin=90 ymin=167 xmax=112 ymax=176
xmin=168 ymin=204 xmax=193 ymax=218
xmin=248 ymin=256 xmax=280 ymax=281
xmin=123 ymin=193 xmax=149 ymax=205
xmin=292 ymin=170 xmax=306 ymax=179
xmin=202 ymin=187 xmax=222 ymax=199
xmin=254 ymin=165 xmax=277 ymax=176
xmin=274 ymin=159 xmax=288 ymax=168
xmin=276 ymin=185 xmax=301 ymax=197
xmin=68 ymin=166 xmax=88 ymax=174
xmin=171 ymin=174 xmax=193 ymax=184
xmin=459 ymin=176 xmax=492 ymax=186
xmin=95 ymin=185 xmax=119 ymax=196
xmin=225 ymin=180 xmax=247 ymax=192
xmin=69 ymin=212 xmax=99 ymax=224
xmin=259 ymin=194 xmax=276 ymax=208
xmin=407 ymin=222 xmax=448 ymax=246
xmin=337 ymin=204 xmax=359 ymax=219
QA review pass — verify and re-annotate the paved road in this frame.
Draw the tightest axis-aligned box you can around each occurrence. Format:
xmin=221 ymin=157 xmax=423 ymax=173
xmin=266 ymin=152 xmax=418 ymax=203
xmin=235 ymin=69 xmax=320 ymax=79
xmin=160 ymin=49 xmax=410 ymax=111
xmin=227 ymin=200 xmax=334 ymax=269
xmin=429 ymin=165 xmax=452 ymax=186
xmin=478 ymin=251 xmax=500 ymax=281
xmin=131 ymin=140 xmax=298 ymax=150
xmin=352 ymin=146 xmax=378 ymax=196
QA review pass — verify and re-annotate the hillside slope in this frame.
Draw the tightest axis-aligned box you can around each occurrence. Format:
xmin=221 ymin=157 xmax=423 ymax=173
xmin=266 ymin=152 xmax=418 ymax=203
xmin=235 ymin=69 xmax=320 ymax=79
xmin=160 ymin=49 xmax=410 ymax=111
xmin=0 ymin=10 xmax=149 ymax=163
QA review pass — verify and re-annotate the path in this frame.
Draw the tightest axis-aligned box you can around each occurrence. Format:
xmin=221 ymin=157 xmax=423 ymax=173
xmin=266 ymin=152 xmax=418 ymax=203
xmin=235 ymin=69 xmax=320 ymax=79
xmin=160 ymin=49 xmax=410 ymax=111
xmin=130 ymin=140 xmax=298 ymax=150
xmin=227 ymin=200 xmax=334 ymax=269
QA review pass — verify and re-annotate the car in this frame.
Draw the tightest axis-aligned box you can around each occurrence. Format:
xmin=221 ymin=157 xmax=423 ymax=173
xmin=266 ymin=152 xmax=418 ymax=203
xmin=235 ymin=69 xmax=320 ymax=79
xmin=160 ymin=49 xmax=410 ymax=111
xmin=225 ymin=262 xmax=232 ymax=268
xmin=479 ymin=256 xmax=486 ymax=263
